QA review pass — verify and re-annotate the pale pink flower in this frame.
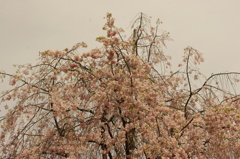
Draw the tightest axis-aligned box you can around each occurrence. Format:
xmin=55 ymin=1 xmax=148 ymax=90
xmin=10 ymin=79 xmax=16 ymax=86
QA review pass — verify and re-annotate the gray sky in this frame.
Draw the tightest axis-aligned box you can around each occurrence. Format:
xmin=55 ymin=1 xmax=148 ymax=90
xmin=0 ymin=0 xmax=240 ymax=77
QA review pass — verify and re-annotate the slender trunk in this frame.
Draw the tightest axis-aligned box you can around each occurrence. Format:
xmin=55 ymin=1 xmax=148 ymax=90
xmin=125 ymin=128 xmax=135 ymax=158
xmin=101 ymin=144 xmax=108 ymax=159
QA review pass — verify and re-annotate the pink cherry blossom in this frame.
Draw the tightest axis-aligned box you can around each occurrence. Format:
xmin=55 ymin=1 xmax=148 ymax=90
xmin=0 ymin=12 xmax=239 ymax=159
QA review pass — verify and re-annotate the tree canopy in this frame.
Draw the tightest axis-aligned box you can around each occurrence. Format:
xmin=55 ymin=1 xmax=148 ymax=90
xmin=0 ymin=13 xmax=240 ymax=158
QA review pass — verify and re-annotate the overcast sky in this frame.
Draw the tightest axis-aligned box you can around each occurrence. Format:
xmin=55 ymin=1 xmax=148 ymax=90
xmin=0 ymin=0 xmax=240 ymax=78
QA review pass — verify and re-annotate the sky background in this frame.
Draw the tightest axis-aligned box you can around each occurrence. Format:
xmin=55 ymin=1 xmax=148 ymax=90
xmin=0 ymin=0 xmax=240 ymax=83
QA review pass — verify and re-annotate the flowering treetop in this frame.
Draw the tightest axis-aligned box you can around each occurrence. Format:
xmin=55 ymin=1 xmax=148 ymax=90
xmin=0 ymin=13 xmax=240 ymax=159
